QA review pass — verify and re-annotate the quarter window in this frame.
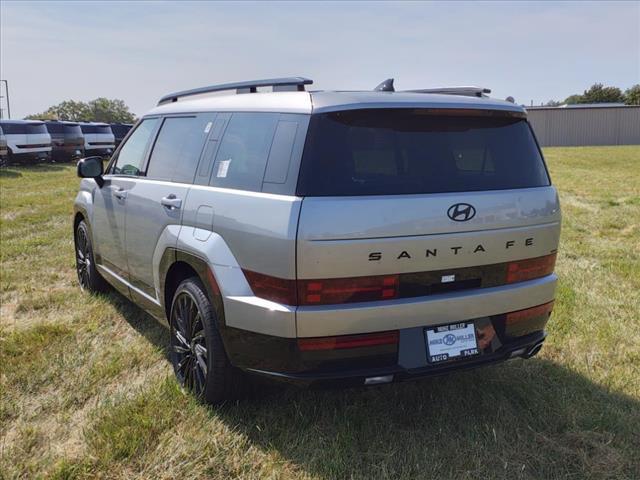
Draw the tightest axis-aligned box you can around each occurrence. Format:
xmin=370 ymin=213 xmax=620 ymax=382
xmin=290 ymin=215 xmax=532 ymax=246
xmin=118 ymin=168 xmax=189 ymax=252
xmin=112 ymin=119 xmax=159 ymax=176
xmin=210 ymin=113 xmax=279 ymax=192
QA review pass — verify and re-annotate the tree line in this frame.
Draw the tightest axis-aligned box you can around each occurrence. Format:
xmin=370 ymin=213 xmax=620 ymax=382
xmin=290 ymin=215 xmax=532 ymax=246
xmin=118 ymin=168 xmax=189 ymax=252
xmin=25 ymin=98 xmax=136 ymax=123
xmin=23 ymin=83 xmax=640 ymax=121
xmin=545 ymin=83 xmax=640 ymax=107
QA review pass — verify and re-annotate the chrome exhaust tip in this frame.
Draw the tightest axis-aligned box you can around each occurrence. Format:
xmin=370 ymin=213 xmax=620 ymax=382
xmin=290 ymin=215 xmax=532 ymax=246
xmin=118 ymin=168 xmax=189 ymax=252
xmin=523 ymin=342 xmax=544 ymax=359
xmin=364 ymin=375 xmax=394 ymax=385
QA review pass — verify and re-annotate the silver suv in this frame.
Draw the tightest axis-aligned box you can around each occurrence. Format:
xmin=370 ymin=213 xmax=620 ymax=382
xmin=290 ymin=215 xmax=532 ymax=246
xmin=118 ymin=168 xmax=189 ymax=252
xmin=79 ymin=122 xmax=115 ymax=158
xmin=74 ymin=77 xmax=560 ymax=403
xmin=0 ymin=120 xmax=52 ymax=164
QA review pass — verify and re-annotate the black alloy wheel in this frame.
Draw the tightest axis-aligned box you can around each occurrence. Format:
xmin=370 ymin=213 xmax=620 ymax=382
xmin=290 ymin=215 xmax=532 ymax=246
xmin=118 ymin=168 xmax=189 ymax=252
xmin=171 ymin=290 xmax=209 ymax=396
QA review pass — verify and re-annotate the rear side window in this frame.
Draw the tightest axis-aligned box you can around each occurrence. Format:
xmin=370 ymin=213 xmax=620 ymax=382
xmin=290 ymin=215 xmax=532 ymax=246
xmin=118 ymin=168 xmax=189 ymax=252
xmin=146 ymin=116 xmax=207 ymax=183
xmin=210 ymin=113 xmax=278 ymax=192
xmin=112 ymin=119 xmax=159 ymax=175
xmin=110 ymin=124 xmax=132 ymax=137
xmin=1 ymin=122 xmax=47 ymax=134
xmin=297 ymin=109 xmax=550 ymax=196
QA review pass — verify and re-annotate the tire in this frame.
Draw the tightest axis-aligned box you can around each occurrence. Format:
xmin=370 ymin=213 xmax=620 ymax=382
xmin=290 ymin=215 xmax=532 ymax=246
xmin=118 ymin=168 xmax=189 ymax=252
xmin=169 ymin=277 xmax=241 ymax=404
xmin=75 ymin=220 xmax=109 ymax=293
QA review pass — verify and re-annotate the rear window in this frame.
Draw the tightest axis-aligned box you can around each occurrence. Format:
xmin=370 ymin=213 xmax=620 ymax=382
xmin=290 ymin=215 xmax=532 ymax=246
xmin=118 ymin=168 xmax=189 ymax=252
xmin=0 ymin=122 xmax=47 ymax=135
xmin=45 ymin=123 xmax=82 ymax=135
xmin=45 ymin=123 xmax=64 ymax=134
xmin=80 ymin=124 xmax=112 ymax=134
xmin=64 ymin=124 xmax=83 ymax=136
xmin=297 ymin=109 xmax=550 ymax=196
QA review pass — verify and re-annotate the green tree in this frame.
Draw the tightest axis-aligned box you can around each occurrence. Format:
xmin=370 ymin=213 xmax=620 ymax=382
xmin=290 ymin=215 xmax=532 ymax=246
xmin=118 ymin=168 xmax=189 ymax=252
xmin=579 ymin=83 xmax=625 ymax=104
xmin=563 ymin=94 xmax=583 ymax=104
xmin=624 ymin=84 xmax=640 ymax=105
xmin=545 ymin=100 xmax=562 ymax=107
xmin=86 ymin=98 xmax=136 ymax=123
xmin=25 ymin=98 xmax=135 ymax=122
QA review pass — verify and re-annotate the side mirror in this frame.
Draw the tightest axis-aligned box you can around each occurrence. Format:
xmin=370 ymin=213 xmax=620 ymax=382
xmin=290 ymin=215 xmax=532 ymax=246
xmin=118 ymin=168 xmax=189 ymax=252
xmin=77 ymin=156 xmax=105 ymax=187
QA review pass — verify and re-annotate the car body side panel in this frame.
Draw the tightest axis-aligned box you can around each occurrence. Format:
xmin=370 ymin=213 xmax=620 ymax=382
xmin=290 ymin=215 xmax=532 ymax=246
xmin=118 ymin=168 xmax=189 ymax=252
xmin=124 ymin=179 xmax=191 ymax=298
xmin=176 ymin=185 xmax=302 ymax=337
xmin=174 ymin=227 xmax=297 ymax=337
xmin=181 ymin=185 xmax=302 ymax=279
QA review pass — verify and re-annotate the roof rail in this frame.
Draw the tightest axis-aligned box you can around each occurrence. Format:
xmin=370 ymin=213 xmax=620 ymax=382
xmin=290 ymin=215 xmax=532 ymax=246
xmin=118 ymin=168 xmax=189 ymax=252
xmin=404 ymin=86 xmax=491 ymax=98
xmin=157 ymin=77 xmax=313 ymax=105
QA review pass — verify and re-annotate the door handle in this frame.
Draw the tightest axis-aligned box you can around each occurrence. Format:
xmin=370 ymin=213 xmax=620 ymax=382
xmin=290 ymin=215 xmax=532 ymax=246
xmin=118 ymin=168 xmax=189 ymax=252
xmin=113 ymin=188 xmax=127 ymax=200
xmin=161 ymin=195 xmax=182 ymax=210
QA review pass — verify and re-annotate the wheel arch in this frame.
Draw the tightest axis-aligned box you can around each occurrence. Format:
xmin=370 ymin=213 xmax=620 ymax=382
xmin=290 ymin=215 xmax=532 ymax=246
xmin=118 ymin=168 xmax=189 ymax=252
xmin=160 ymin=249 xmax=224 ymax=329
xmin=73 ymin=209 xmax=92 ymax=254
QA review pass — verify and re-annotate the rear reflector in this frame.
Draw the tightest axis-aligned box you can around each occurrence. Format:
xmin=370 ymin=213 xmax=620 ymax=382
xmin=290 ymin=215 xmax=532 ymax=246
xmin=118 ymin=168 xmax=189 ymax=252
xmin=506 ymin=253 xmax=556 ymax=284
xmin=505 ymin=301 xmax=554 ymax=324
xmin=298 ymin=330 xmax=399 ymax=351
xmin=298 ymin=275 xmax=399 ymax=305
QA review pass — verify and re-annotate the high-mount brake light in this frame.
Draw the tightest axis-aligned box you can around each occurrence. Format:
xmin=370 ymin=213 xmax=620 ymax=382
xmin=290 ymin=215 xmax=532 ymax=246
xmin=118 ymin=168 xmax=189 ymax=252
xmin=298 ymin=331 xmax=399 ymax=351
xmin=506 ymin=253 xmax=556 ymax=283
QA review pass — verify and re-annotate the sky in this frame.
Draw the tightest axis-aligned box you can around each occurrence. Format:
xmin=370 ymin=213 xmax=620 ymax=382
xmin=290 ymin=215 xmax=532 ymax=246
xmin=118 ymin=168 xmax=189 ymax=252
xmin=1 ymin=1 xmax=639 ymax=119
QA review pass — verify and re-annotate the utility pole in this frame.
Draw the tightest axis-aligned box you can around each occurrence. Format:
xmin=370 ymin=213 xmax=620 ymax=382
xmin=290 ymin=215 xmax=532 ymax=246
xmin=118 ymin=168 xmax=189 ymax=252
xmin=0 ymin=80 xmax=10 ymax=119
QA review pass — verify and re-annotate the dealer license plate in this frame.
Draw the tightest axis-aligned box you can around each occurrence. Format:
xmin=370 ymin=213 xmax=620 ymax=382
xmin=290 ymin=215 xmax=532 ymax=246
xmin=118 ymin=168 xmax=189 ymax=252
xmin=425 ymin=322 xmax=479 ymax=364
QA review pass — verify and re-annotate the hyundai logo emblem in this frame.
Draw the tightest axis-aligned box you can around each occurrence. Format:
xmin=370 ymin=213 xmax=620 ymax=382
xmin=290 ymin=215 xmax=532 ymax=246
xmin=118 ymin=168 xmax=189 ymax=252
xmin=447 ymin=203 xmax=476 ymax=222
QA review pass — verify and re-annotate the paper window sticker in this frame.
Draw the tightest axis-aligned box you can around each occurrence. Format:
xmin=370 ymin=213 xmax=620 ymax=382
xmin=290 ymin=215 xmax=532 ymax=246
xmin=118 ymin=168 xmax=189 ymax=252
xmin=217 ymin=159 xmax=231 ymax=178
xmin=204 ymin=122 xmax=212 ymax=133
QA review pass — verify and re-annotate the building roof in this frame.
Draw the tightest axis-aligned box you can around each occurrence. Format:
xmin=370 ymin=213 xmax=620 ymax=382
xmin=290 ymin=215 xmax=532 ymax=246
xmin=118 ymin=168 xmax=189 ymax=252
xmin=527 ymin=103 xmax=631 ymax=110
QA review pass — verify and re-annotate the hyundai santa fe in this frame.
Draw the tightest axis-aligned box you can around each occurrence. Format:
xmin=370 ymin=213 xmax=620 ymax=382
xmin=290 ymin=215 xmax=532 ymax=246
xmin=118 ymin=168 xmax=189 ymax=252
xmin=0 ymin=119 xmax=52 ymax=164
xmin=79 ymin=122 xmax=115 ymax=158
xmin=73 ymin=77 xmax=561 ymax=403
xmin=45 ymin=121 xmax=85 ymax=162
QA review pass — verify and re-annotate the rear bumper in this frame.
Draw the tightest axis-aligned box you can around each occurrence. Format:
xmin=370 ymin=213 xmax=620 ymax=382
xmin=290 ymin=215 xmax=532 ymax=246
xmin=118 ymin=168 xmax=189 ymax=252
xmin=245 ymin=331 xmax=546 ymax=386
xmin=85 ymin=146 xmax=114 ymax=157
xmin=52 ymin=145 xmax=84 ymax=161
xmin=220 ymin=274 xmax=557 ymax=385
xmin=223 ymin=307 xmax=551 ymax=387
xmin=296 ymin=274 xmax=557 ymax=337
xmin=8 ymin=150 xmax=51 ymax=162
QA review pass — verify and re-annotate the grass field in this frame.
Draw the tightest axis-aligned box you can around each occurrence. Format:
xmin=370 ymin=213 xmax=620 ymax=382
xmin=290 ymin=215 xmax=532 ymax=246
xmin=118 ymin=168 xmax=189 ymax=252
xmin=1 ymin=146 xmax=639 ymax=479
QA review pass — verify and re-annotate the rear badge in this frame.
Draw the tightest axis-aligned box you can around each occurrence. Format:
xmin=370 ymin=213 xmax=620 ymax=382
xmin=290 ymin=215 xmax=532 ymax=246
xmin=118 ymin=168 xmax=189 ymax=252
xmin=447 ymin=203 xmax=476 ymax=222
xmin=441 ymin=274 xmax=455 ymax=283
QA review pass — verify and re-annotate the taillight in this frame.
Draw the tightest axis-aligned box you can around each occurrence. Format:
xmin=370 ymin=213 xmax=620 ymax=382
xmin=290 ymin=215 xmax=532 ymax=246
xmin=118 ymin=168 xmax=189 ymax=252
xmin=506 ymin=253 xmax=556 ymax=283
xmin=298 ymin=275 xmax=399 ymax=305
xmin=242 ymin=270 xmax=297 ymax=305
xmin=298 ymin=330 xmax=399 ymax=351
xmin=505 ymin=301 xmax=554 ymax=324
xmin=243 ymin=270 xmax=399 ymax=306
